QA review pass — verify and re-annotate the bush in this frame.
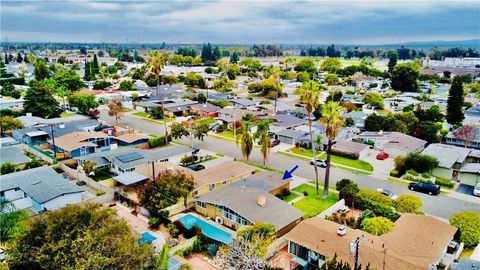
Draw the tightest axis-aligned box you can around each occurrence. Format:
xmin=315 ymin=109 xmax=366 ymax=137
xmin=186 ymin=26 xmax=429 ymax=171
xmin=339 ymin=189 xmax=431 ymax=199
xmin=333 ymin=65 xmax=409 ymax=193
xmin=353 ymin=191 xmax=399 ymax=221
xmin=407 ymin=169 xmax=419 ymax=176
xmin=396 ymin=152 xmax=439 ymax=174
xmin=93 ymin=80 xmax=111 ymax=90
xmin=181 ymin=155 xmax=198 ymax=166
xmin=389 ymin=169 xmax=399 ymax=177
xmin=148 ymin=217 xmax=161 ymax=229
xmin=449 ymin=212 xmax=480 ymax=248
xmin=147 ymin=135 xmax=171 ymax=148
xmin=330 ymin=148 xmax=359 ymax=160
xmin=149 ymin=106 xmax=165 ymax=119
xmin=0 ymin=77 xmax=25 ymax=86
xmin=167 ymin=223 xmax=180 ymax=238
xmin=303 ymin=191 xmax=308 ymax=196
xmin=394 ymin=194 xmax=423 ymax=213
xmin=357 ymin=189 xmax=393 ymax=206
xmin=52 ymin=164 xmax=64 ymax=173
xmin=336 ymin=178 xmax=359 ymax=204
xmin=96 ymin=190 xmax=106 ymax=196
xmin=404 ymin=170 xmax=436 ymax=184
xmin=435 ymin=177 xmax=455 ymax=188
xmin=361 ymin=217 xmax=394 ymax=235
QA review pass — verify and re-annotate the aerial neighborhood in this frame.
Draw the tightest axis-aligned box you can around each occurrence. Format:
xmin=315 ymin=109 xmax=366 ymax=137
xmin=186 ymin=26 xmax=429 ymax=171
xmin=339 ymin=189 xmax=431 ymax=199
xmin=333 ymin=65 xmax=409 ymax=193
xmin=0 ymin=2 xmax=480 ymax=269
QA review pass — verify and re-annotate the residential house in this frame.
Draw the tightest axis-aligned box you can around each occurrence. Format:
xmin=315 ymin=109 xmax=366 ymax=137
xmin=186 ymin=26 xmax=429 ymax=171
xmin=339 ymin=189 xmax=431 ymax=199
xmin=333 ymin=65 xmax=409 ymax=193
xmin=269 ymin=114 xmax=307 ymax=130
xmin=355 ymin=131 xmax=427 ymax=158
xmin=276 ymin=129 xmax=308 ymax=145
xmin=256 ymin=101 xmax=294 ymax=114
xmin=77 ymin=145 xmax=193 ymax=175
xmin=463 ymin=104 xmax=480 ymax=127
xmin=340 ymin=94 xmax=364 ymax=105
xmin=0 ymin=166 xmax=84 ymax=212
xmin=0 ymin=97 xmax=24 ymax=110
xmin=0 ymin=136 xmax=20 ymax=147
xmin=0 ymin=145 xmax=30 ymax=166
xmin=384 ymin=95 xmax=421 ymax=111
xmin=49 ymin=131 xmax=114 ymax=159
xmin=195 ymin=182 xmax=303 ymax=237
xmin=115 ymin=132 xmax=149 ymax=146
xmin=285 ymin=214 xmax=457 ymax=270
xmin=342 ymin=111 xmax=368 ymax=129
xmin=230 ymin=98 xmax=257 ymax=110
xmin=445 ymin=126 xmax=480 ymax=149
xmin=458 ymin=163 xmax=480 ymax=186
xmin=216 ymin=108 xmax=262 ymax=128
xmin=230 ymin=171 xmax=291 ymax=196
xmin=16 ymin=114 xmax=92 ymax=128
xmin=189 ymin=103 xmax=221 ymax=118
xmin=332 ymin=140 xmax=370 ymax=159
xmin=421 ymin=143 xmax=480 ymax=183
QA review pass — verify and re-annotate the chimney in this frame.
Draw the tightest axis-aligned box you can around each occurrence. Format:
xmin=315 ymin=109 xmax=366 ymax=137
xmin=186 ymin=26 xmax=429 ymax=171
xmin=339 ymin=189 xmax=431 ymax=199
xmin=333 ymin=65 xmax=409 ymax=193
xmin=257 ymin=195 xmax=266 ymax=207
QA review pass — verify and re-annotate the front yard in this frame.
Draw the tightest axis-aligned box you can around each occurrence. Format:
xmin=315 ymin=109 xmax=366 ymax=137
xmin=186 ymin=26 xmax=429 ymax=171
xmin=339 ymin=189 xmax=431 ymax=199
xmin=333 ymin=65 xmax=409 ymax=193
xmin=291 ymin=184 xmax=338 ymax=218
xmin=317 ymin=153 xmax=374 ymax=172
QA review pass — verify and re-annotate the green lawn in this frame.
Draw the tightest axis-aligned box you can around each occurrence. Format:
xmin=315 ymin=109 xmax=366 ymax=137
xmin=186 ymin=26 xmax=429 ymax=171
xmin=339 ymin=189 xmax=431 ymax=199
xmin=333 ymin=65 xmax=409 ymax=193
xmin=282 ymin=193 xmax=300 ymax=202
xmin=317 ymin=154 xmax=374 ymax=172
xmin=60 ymin=112 xmax=75 ymax=118
xmin=195 ymin=118 xmax=216 ymax=125
xmin=215 ymin=131 xmax=237 ymax=140
xmin=132 ymin=111 xmax=149 ymax=117
xmin=292 ymin=184 xmax=338 ymax=218
xmin=289 ymin=147 xmax=319 ymax=158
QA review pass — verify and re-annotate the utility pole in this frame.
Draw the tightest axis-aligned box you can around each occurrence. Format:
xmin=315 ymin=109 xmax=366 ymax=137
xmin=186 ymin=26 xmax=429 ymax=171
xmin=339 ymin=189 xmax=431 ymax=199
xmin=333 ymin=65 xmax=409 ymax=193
xmin=50 ymin=124 xmax=57 ymax=163
xmin=151 ymin=161 xmax=156 ymax=181
xmin=352 ymin=236 xmax=364 ymax=270
xmin=0 ymin=113 xmax=3 ymax=137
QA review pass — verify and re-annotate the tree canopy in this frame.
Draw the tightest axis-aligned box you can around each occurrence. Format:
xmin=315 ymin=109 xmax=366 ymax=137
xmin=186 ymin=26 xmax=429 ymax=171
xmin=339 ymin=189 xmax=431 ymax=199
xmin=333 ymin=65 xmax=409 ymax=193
xmin=24 ymin=81 xmax=60 ymax=118
xmin=391 ymin=62 xmax=420 ymax=92
xmin=449 ymin=211 xmax=480 ymax=248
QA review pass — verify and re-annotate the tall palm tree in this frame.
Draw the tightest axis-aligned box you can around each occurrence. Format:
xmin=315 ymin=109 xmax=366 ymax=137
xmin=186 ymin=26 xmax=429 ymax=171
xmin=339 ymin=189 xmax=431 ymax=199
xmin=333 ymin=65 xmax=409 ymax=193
xmin=255 ymin=120 xmax=271 ymax=165
xmin=298 ymin=80 xmax=322 ymax=195
xmin=237 ymin=121 xmax=254 ymax=161
xmin=147 ymin=51 xmax=168 ymax=136
xmin=320 ymin=102 xmax=344 ymax=198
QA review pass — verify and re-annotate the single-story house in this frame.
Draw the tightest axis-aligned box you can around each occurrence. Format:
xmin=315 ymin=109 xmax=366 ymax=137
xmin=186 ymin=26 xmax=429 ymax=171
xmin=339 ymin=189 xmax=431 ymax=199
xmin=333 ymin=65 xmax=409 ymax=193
xmin=216 ymin=108 xmax=262 ymax=128
xmin=230 ymin=171 xmax=291 ymax=196
xmin=0 ymin=97 xmax=24 ymax=110
xmin=269 ymin=114 xmax=307 ymax=130
xmin=77 ymin=145 xmax=193 ymax=175
xmin=445 ymin=126 xmax=480 ymax=149
xmin=355 ymin=131 xmax=427 ymax=158
xmin=49 ymin=131 xmax=114 ymax=159
xmin=276 ymin=129 xmax=308 ymax=145
xmin=342 ymin=111 xmax=368 ymax=129
xmin=384 ymin=96 xmax=421 ymax=111
xmin=16 ymin=114 xmax=92 ymax=128
xmin=12 ymin=127 xmax=50 ymax=145
xmin=458 ymin=163 xmax=480 ymax=186
xmin=0 ymin=136 xmax=20 ymax=147
xmin=340 ymin=94 xmax=364 ymax=105
xmin=332 ymin=140 xmax=370 ymax=159
xmin=230 ymin=98 xmax=257 ymax=110
xmin=188 ymin=103 xmax=221 ymax=117
xmin=285 ymin=214 xmax=457 ymax=270
xmin=0 ymin=145 xmax=30 ymax=166
xmin=115 ymin=132 xmax=149 ymax=146
xmin=0 ymin=166 xmax=84 ymax=212
xmin=421 ymin=143 xmax=480 ymax=182
xmin=195 ymin=183 xmax=303 ymax=237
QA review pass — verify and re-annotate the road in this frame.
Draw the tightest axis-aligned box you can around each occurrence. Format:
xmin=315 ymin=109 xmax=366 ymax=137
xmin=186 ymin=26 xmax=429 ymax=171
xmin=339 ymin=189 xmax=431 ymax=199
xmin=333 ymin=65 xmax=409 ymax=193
xmin=100 ymin=112 xmax=480 ymax=219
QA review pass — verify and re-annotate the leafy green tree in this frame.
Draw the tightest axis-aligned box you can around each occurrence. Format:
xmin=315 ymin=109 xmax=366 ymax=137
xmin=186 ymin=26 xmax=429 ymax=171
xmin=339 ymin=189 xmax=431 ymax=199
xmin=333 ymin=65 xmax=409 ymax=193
xmin=363 ymin=92 xmax=384 ymax=109
xmin=118 ymin=80 xmax=134 ymax=91
xmin=237 ymin=121 xmax=254 ymax=161
xmin=82 ymin=160 xmax=96 ymax=176
xmin=26 ymin=54 xmax=35 ymax=64
xmin=6 ymin=203 xmax=154 ymax=269
xmin=149 ymin=106 xmax=164 ymax=119
xmin=53 ymin=69 xmax=84 ymax=91
xmin=170 ymin=122 xmax=190 ymax=140
xmin=24 ymin=81 xmax=60 ymax=118
xmin=190 ymin=121 xmax=209 ymax=143
xmin=446 ymin=76 xmax=465 ymax=125
xmin=147 ymin=51 xmax=168 ymax=135
xmin=92 ymin=54 xmax=99 ymax=75
xmin=388 ymin=52 xmax=398 ymax=74
xmin=138 ymin=170 xmax=195 ymax=214
xmin=161 ymin=75 xmax=179 ymax=86
xmin=391 ymin=62 xmax=420 ymax=92
xmin=230 ymin=51 xmax=239 ymax=64
xmin=0 ymin=162 xmax=17 ymax=175
xmin=449 ymin=211 xmax=480 ymax=248
xmin=84 ymin=61 xmax=92 ymax=81
xmin=0 ymin=115 xmax=24 ymax=131
xmin=324 ymin=73 xmax=339 ymax=85
xmin=0 ymin=198 xmax=28 ymax=242
xmin=68 ymin=93 xmax=99 ymax=115
xmin=320 ymin=102 xmax=344 ymax=198
xmin=34 ymin=59 xmax=49 ymax=81
xmin=336 ymin=179 xmax=359 ymax=205
xmin=414 ymin=104 xmax=444 ymax=122
xmin=416 ymin=121 xmax=442 ymax=143
xmin=16 ymin=53 xmax=23 ymax=63
xmin=196 ymin=92 xmax=207 ymax=103
xmin=394 ymin=152 xmax=439 ymax=174
xmin=294 ymin=58 xmax=317 ymax=74
xmin=361 ymin=216 xmax=394 ymax=235
xmin=394 ymin=194 xmax=423 ymax=213
xmin=320 ymin=58 xmax=341 ymax=73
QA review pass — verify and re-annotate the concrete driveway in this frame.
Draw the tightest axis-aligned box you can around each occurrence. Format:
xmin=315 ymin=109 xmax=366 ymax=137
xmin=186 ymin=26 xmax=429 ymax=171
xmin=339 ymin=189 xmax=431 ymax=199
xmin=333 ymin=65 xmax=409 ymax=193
xmin=363 ymin=149 xmax=395 ymax=178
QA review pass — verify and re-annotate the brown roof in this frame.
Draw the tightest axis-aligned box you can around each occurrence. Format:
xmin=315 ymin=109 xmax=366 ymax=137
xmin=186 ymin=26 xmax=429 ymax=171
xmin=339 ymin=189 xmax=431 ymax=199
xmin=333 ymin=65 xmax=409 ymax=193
xmin=135 ymin=161 xmax=191 ymax=180
xmin=116 ymin=133 xmax=149 ymax=144
xmin=50 ymin=131 xmax=109 ymax=151
xmin=285 ymin=214 xmax=456 ymax=270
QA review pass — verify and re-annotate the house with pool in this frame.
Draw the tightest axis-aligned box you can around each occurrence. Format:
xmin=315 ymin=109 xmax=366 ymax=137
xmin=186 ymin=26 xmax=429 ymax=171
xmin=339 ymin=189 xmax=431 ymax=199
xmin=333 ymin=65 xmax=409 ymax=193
xmin=194 ymin=178 xmax=303 ymax=237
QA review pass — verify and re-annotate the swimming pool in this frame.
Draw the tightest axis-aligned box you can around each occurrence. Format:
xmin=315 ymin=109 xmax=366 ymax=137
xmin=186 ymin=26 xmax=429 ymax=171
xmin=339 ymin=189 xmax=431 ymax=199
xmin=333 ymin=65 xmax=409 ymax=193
xmin=178 ymin=214 xmax=233 ymax=245
xmin=139 ymin=231 xmax=157 ymax=245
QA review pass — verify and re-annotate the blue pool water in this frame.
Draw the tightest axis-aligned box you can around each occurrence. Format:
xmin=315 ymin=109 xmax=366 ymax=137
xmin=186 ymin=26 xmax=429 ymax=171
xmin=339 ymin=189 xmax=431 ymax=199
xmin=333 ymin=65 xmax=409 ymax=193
xmin=178 ymin=214 xmax=233 ymax=245
xmin=139 ymin=231 xmax=157 ymax=244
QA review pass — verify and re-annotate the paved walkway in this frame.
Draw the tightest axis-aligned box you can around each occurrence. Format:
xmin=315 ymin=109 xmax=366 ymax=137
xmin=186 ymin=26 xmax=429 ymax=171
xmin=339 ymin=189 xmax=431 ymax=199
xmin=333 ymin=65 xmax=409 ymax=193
xmin=187 ymin=255 xmax=218 ymax=270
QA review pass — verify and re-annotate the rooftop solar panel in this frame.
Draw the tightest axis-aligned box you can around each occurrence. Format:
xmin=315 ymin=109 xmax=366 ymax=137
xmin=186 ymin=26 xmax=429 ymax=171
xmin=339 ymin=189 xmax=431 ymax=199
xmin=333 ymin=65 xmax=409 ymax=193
xmin=116 ymin=152 xmax=144 ymax=163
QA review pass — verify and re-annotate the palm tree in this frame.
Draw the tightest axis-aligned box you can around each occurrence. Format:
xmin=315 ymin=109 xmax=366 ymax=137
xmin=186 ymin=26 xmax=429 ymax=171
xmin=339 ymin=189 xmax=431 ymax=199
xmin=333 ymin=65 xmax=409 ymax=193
xmin=0 ymin=198 xmax=28 ymax=242
xmin=255 ymin=120 xmax=271 ymax=165
xmin=147 ymin=51 xmax=168 ymax=136
xmin=298 ymin=80 xmax=322 ymax=195
xmin=320 ymin=102 xmax=345 ymax=198
xmin=237 ymin=121 xmax=254 ymax=161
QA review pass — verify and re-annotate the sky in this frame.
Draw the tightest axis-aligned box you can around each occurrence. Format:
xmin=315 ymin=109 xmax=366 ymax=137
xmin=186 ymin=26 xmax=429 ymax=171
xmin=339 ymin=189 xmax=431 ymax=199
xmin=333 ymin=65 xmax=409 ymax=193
xmin=1 ymin=0 xmax=479 ymax=45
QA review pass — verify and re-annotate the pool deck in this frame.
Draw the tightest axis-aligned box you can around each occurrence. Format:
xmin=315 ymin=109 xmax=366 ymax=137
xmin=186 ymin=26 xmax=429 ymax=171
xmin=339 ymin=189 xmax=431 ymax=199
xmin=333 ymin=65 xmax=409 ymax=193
xmin=171 ymin=212 xmax=236 ymax=236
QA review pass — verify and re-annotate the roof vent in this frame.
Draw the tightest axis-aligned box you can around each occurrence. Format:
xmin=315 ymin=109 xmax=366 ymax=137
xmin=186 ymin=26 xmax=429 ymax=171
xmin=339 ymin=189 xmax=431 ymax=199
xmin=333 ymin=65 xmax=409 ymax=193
xmin=378 ymin=130 xmax=383 ymax=135
xmin=32 ymin=180 xmax=41 ymax=185
xmin=257 ymin=195 xmax=266 ymax=207
xmin=59 ymin=123 xmax=65 ymax=129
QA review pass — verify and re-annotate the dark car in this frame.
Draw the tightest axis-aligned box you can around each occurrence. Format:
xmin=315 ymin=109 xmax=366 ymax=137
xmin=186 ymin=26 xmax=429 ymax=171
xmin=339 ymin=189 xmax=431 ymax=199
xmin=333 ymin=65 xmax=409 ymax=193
xmin=270 ymin=139 xmax=280 ymax=147
xmin=186 ymin=164 xmax=205 ymax=171
xmin=408 ymin=182 xmax=440 ymax=195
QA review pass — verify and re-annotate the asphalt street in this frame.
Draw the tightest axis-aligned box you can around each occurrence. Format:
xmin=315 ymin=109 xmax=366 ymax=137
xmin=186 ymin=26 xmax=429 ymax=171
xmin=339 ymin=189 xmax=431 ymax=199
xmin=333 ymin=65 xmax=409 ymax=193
xmin=100 ymin=112 xmax=480 ymax=220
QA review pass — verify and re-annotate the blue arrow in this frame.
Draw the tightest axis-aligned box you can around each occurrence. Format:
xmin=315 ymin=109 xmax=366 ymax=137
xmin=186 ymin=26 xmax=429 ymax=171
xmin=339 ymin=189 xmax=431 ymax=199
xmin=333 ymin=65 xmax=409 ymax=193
xmin=283 ymin=165 xmax=299 ymax=180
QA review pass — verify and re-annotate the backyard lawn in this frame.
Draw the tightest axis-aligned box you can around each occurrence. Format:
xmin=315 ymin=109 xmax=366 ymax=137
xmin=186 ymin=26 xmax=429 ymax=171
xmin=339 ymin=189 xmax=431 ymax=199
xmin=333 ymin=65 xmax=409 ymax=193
xmin=292 ymin=184 xmax=338 ymax=218
xmin=317 ymin=153 xmax=374 ymax=172
xmin=282 ymin=193 xmax=300 ymax=202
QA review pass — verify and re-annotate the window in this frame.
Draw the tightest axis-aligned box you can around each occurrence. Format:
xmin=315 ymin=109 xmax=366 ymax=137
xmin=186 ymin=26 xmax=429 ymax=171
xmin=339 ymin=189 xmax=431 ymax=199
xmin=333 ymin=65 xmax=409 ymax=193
xmin=196 ymin=201 xmax=206 ymax=208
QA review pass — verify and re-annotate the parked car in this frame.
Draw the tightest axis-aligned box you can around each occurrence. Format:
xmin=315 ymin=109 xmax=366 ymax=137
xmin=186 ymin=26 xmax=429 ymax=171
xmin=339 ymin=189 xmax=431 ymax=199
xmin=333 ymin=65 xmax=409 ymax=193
xmin=376 ymin=188 xmax=398 ymax=199
xmin=408 ymin=182 xmax=440 ymax=195
xmin=295 ymin=103 xmax=305 ymax=108
xmin=376 ymin=152 xmax=389 ymax=160
xmin=473 ymin=183 xmax=480 ymax=197
xmin=186 ymin=164 xmax=205 ymax=171
xmin=310 ymin=158 xmax=327 ymax=168
xmin=270 ymin=139 xmax=280 ymax=147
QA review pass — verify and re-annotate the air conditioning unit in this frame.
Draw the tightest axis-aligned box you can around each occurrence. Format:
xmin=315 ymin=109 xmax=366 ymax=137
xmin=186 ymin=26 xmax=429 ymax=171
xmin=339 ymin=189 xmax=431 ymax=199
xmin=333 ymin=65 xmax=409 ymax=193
xmin=215 ymin=216 xmax=223 ymax=224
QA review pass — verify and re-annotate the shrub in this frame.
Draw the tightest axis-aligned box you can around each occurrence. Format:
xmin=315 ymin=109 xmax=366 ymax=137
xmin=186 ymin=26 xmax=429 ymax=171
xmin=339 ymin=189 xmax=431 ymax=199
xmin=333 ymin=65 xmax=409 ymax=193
xmin=280 ymin=188 xmax=291 ymax=197
xmin=336 ymin=178 xmax=359 ymax=205
xmin=402 ymin=152 xmax=439 ymax=173
xmin=389 ymin=169 xmax=399 ymax=177
xmin=181 ymin=155 xmax=198 ymax=166
xmin=147 ymin=135 xmax=171 ymax=148
xmin=394 ymin=194 xmax=423 ymax=213
xmin=93 ymin=80 xmax=111 ymax=90
xmin=96 ymin=190 xmax=106 ymax=196
xmin=449 ymin=212 xmax=480 ymax=248
xmin=361 ymin=217 xmax=394 ymax=235
xmin=148 ymin=217 xmax=161 ymax=229
xmin=167 ymin=223 xmax=180 ymax=238
xmin=330 ymin=148 xmax=359 ymax=160
xmin=357 ymin=189 xmax=393 ymax=206
xmin=435 ymin=177 xmax=455 ymax=188
xmin=0 ymin=162 xmax=16 ymax=175
xmin=353 ymin=191 xmax=399 ymax=221
xmin=407 ymin=169 xmax=419 ymax=176
xmin=303 ymin=191 xmax=308 ymax=196
xmin=52 ymin=164 xmax=64 ymax=173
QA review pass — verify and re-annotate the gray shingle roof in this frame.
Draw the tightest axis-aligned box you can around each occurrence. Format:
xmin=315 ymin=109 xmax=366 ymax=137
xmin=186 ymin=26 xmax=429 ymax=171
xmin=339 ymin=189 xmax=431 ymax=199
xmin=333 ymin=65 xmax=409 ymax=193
xmin=197 ymin=184 xmax=303 ymax=231
xmin=421 ymin=144 xmax=472 ymax=168
xmin=459 ymin=163 xmax=480 ymax=174
xmin=233 ymin=171 xmax=288 ymax=193
xmin=0 ymin=166 xmax=84 ymax=203
xmin=0 ymin=145 xmax=30 ymax=165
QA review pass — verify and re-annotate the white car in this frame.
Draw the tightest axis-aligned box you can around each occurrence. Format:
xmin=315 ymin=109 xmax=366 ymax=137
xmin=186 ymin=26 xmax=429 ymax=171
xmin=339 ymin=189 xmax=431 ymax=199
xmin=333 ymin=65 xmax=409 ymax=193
xmin=376 ymin=188 xmax=399 ymax=200
xmin=310 ymin=158 xmax=327 ymax=168
xmin=473 ymin=183 xmax=480 ymax=197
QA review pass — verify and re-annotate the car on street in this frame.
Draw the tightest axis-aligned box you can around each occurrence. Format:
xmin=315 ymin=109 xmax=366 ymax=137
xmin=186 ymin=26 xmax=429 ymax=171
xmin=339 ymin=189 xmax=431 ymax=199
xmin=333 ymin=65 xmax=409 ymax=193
xmin=473 ymin=183 xmax=480 ymax=197
xmin=310 ymin=158 xmax=327 ymax=168
xmin=376 ymin=188 xmax=398 ymax=199
xmin=376 ymin=152 xmax=389 ymax=160
xmin=186 ymin=164 xmax=205 ymax=171
xmin=408 ymin=182 xmax=440 ymax=195
xmin=270 ymin=139 xmax=280 ymax=147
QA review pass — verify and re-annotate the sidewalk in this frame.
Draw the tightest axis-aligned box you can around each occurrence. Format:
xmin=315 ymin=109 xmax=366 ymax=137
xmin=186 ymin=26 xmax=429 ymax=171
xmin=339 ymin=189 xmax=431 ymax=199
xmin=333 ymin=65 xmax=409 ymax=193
xmin=446 ymin=190 xmax=480 ymax=204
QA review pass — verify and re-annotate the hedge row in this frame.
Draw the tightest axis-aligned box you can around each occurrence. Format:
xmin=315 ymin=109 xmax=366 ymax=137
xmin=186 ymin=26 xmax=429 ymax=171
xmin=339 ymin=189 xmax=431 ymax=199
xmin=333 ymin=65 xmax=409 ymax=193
xmin=0 ymin=77 xmax=25 ymax=86
xmin=330 ymin=148 xmax=360 ymax=160
xmin=353 ymin=190 xmax=400 ymax=222
xmin=147 ymin=135 xmax=172 ymax=148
